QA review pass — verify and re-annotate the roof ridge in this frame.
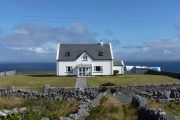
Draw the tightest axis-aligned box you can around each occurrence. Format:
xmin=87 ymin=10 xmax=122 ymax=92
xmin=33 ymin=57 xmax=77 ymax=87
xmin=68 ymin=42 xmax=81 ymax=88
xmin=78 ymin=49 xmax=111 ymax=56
xmin=60 ymin=43 xmax=109 ymax=45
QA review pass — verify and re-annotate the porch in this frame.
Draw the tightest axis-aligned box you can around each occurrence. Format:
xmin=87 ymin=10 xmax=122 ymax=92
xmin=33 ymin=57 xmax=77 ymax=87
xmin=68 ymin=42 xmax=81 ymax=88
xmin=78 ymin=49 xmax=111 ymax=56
xmin=77 ymin=64 xmax=92 ymax=77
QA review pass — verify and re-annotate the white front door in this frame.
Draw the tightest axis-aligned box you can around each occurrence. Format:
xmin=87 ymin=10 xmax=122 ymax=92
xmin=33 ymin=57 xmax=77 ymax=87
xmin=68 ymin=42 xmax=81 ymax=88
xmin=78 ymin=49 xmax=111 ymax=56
xmin=78 ymin=67 xmax=91 ymax=77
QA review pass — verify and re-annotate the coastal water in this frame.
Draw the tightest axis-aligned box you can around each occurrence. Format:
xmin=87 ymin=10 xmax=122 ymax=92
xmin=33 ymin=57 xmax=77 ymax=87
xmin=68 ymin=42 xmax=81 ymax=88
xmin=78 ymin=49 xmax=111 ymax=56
xmin=0 ymin=61 xmax=180 ymax=73
xmin=0 ymin=63 xmax=56 ymax=72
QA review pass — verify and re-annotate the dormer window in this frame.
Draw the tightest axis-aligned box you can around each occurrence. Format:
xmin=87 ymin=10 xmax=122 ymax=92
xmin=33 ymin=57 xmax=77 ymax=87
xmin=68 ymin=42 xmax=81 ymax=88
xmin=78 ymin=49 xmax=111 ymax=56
xmin=83 ymin=54 xmax=88 ymax=61
xmin=98 ymin=51 xmax=103 ymax=56
xmin=65 ymin=51 xmax=70 ymax=57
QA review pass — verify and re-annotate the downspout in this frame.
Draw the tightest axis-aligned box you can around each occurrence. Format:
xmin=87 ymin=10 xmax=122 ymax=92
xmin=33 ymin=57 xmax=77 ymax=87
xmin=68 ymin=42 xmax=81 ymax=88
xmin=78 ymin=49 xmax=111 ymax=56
xmin=56 ymin=43 xmax=60 ymax=76
xmin=109 ymin=43 xmax=114 ymax=75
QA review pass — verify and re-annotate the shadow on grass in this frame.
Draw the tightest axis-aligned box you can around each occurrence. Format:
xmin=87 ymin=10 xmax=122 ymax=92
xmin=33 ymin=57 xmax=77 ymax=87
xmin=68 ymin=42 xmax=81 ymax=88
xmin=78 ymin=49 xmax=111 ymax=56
xmin=145 ymin=70 xmax=180 ymax=80
xmin=26 ymin=74 xmax=77 ymax=77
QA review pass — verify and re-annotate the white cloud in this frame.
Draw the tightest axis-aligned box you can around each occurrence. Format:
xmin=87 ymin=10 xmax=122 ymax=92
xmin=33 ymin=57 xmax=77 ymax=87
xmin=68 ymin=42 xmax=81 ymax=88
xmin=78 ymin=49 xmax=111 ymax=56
xmin=0 ymin=21 xmax=180 ymax=62
xmin=120 ymin=37 xmax=180 ymax=61
xmin=0 ymin=22 xmax=99 ymax=62
xmin=163 ymin=49 xmax=171 ymax=54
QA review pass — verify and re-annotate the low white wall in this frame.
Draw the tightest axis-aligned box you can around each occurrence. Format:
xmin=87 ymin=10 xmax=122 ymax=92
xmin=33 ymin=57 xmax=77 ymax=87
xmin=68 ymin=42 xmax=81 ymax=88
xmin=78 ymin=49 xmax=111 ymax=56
xmin=0 ymin=72 xmax=5 ymax=77
xmin=0 ymin=70 xmax=16 ymax=77
xmin=113 ymin=66 xmax=124 ymax=74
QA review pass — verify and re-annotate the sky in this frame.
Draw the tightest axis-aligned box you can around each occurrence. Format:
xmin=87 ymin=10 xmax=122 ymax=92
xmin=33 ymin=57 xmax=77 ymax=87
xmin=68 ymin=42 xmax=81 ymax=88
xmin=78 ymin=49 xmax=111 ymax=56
xmin=0 ymin=0 xmax=180 ymax=62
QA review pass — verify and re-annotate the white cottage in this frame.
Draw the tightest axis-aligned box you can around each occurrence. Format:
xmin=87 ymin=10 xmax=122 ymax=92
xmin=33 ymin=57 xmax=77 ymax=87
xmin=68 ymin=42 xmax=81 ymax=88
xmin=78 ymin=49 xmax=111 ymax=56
xmin=56 ymin=41 xmax=124 ymax=77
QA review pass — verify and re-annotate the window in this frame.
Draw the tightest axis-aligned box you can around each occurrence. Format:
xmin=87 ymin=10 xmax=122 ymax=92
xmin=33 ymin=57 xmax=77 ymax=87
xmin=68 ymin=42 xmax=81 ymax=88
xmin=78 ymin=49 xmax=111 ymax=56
xmin=65 ymin=51 xmax=70 ymax=57
xmin=66 ymin=66 xmax=73 ymax=73
xmin=83 ymin=54 xmax=88 ymax=61
xmin=98 ymin=51 xmax=103 ymax=56
xmin=94 ymin=66 xmax=103 ymax=72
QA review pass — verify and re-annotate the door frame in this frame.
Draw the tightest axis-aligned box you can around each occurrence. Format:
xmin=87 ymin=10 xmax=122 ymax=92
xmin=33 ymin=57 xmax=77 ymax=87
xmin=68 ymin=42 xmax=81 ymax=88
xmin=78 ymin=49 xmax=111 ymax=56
xmin=78 ymin=67 xmax=92 ymax=77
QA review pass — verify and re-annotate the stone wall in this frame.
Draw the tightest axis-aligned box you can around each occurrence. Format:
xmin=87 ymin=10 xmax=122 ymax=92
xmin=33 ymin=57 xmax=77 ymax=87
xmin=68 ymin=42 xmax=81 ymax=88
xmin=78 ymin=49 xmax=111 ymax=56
xmin=132 ymin=95 xmax=180 ymax=120
xmin=0 ymin=84 xmax=180 ymax=102
xmin=0 ymin=85 xmax=100 ymax=101
xmin=99 ymin=84 xmax=180 ymax=101
xmin=0 ymin=84 xmax=180 ymax=120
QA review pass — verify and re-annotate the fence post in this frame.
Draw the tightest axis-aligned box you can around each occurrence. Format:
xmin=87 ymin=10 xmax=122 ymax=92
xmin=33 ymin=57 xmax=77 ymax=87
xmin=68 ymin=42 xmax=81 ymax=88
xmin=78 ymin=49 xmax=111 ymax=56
xmin=7 ymin=86 xmax=15 ymax=94
xmin=43 ymin=85 xmax=49 ymax=95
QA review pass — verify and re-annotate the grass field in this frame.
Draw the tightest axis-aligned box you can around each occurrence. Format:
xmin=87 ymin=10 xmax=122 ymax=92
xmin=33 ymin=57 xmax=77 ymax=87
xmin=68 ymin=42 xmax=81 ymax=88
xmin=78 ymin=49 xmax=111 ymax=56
xmin=85 ymin=97 xmax=138 ymax=120
xmin=0 ymin=75 xmax=76 ymax=90
xmin=0 ymin=74 xmax=179 ymax=89
xmin=87 ymin=74 xmax=180 ymax=87
xmin=149 ymin=100 xmax=180 ymax=117
xmin=0 ymin=97 xmax=80 ymax=119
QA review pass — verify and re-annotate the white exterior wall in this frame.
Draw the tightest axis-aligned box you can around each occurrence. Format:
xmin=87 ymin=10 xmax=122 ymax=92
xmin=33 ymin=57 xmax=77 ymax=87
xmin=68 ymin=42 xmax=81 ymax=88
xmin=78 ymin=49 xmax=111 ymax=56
xmin=113 ymin=66 xmax=124 ymax=74
xmin=57 ymin=53 xmax=113 ymax=76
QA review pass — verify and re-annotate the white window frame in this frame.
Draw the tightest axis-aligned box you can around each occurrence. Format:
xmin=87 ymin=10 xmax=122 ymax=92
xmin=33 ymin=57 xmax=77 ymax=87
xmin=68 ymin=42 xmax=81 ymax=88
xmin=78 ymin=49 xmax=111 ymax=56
xmin=82 ymin=54 xmax=88 ymax=61
xmin=66 ymin=66 xmax=73 ymax=73
xmin=94 ymin=66 xmax=103 ymax=72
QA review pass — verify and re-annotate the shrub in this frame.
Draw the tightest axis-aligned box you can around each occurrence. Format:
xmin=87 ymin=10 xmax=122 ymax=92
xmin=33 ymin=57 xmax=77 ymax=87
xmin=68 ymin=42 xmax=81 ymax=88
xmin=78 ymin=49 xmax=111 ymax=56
xmin=22 ymin=110 xmax=40 ymax=120
xmin=0 ymin=114 xmax=21 ymax=120
xmin=113 ymin=70 xmax=119 ymax=76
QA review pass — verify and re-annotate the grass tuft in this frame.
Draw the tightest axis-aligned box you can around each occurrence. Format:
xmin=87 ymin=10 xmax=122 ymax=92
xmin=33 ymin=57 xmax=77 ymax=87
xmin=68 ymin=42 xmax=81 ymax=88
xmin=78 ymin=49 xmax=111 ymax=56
xmin=0 ymin=97 xmax=25 ymax=109
xmin=0 ymin=97 xmax=80 ymax=119
xmin=149 ymin=100 xmax=180 ymax=117
xmin=85 ymin=97 xmax=138 ymax=120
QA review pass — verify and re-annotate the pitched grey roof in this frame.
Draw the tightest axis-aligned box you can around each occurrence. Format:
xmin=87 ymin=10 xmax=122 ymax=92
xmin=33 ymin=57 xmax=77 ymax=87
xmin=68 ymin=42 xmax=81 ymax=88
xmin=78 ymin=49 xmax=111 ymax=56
xmin=57 ymin=43 xmax=112 ymax=61
xmin=113 ymin=60 xmax=124 ymax=66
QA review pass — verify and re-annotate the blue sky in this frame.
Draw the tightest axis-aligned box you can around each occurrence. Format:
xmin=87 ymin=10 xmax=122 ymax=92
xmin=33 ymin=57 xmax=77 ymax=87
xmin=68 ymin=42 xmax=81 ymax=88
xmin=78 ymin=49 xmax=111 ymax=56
xmin=0 ymin=0 xmax=180 ymax=62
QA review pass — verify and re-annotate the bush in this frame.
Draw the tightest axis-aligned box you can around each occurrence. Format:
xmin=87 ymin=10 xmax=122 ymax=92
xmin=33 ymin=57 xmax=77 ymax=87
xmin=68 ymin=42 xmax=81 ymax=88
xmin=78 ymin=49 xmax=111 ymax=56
xmin=22 ymin=110 xmax=40 ymax=120
xmin=0 ymin=114 xmax=21 ymax=120
xmin=100 ymin=82 xmax=116 ymax=86
xmin=113 ymin=70 xmax=119 ymax=76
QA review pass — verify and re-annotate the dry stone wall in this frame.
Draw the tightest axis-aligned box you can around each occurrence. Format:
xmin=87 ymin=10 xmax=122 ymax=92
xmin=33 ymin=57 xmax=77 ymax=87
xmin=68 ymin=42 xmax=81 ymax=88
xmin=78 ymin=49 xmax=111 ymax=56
xmin=0 ymin=84 xmax=180 ymax=101
xmin=0 ymin=84 xmax=180 ymax=120
xmin=132 ymin=95 xmax=180 ymax=120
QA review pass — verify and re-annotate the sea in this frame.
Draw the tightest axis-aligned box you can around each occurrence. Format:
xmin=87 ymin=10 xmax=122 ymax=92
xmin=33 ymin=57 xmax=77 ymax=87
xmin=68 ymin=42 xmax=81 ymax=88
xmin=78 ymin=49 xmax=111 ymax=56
xmin=0 ymin=61 xmax=180 ymax=73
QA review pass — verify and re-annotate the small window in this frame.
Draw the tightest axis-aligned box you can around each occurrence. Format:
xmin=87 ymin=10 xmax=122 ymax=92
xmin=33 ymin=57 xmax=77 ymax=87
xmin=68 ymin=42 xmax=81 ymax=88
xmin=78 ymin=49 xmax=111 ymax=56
xmin=98 ymin=51 xmax=103 ymax=56
xmin=66 ymin=66 xmax=73 ymax=73
xmin=83 ymin=54 xmax=88 ymax=61
xmin=65 ymin=51 xmax=70 ymax=57
xmin=94 ymin=66 xmax=103 ymax=72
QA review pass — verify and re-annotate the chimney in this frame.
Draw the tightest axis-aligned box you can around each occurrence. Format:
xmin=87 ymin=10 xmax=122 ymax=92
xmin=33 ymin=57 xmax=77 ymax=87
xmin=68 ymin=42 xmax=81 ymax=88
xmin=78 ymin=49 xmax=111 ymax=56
xmin=100 ymin=40 xmax=103 ymax=46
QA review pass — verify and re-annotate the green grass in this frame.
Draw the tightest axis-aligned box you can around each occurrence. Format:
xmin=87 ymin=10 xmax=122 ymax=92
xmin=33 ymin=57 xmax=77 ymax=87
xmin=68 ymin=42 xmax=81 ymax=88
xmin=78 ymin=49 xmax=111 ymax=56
xmin=0 ymin=97 xmax=80 ymax=119
xmin=85 ymin=97 xmax=138 ymax=120
xmin=0 ymin=74 xmax=179 ymax=89
xmin=149 ymin=100 xmax=180 ymax=117
xmin=0 ymin=75 xmax=76 ymax=90
xmin=87 ymin=74 xmax=180 ymax=87
xmin=0 ymin=97 xmax=25 ymax=109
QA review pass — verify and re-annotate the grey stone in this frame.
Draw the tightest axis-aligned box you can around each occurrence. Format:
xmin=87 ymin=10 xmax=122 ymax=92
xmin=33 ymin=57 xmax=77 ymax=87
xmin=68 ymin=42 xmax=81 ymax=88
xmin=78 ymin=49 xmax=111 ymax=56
xmin=11 ymin=108 xmax=18 ymax=114
xmin=41 ymin=117 xmax=49 ymax=120
xmin=69 ymin=114 xmax=78 ymax=120
xmin=3 ymin=109 xmax=11 ymax=114
xmin=0 ymin=111 xmax=7 ymax=117
xmin=19 ymin=107 xmax=27 ymax=113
